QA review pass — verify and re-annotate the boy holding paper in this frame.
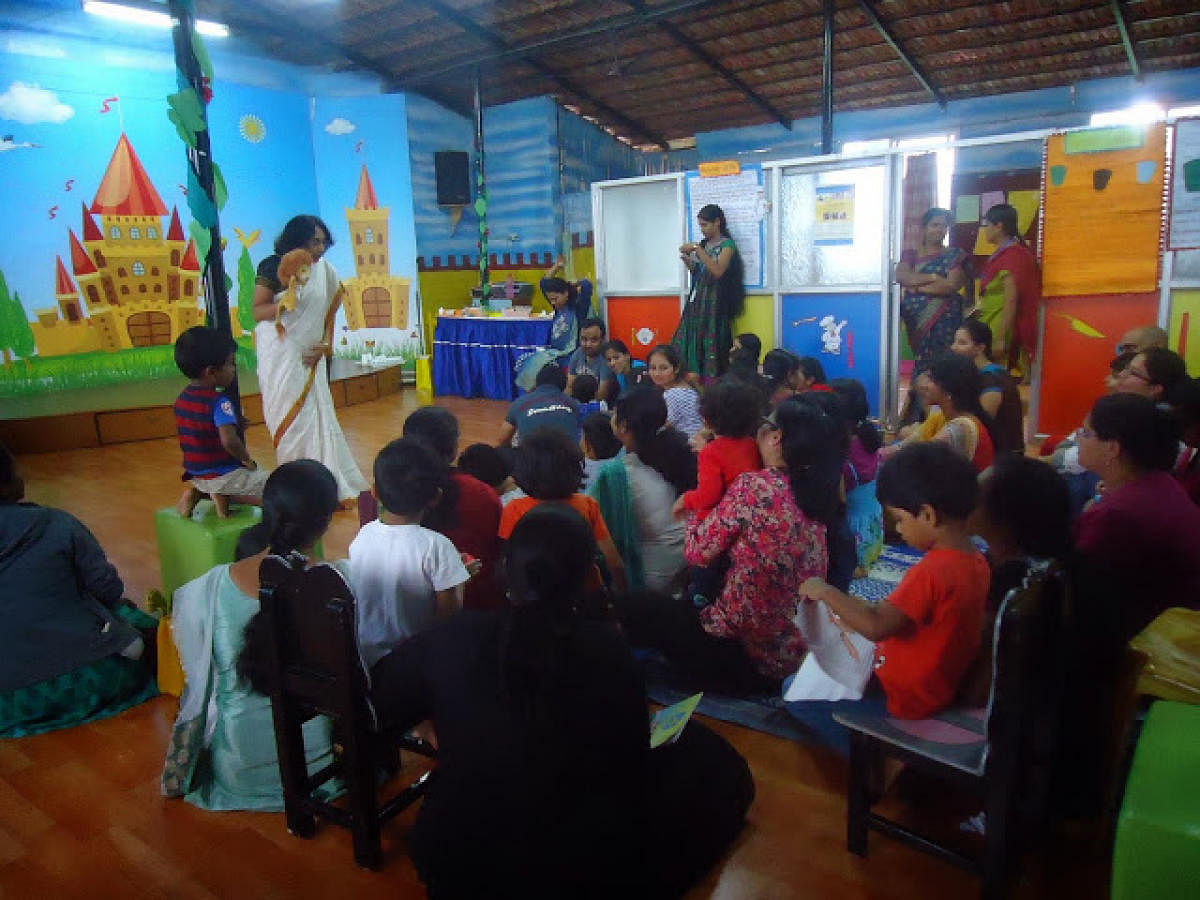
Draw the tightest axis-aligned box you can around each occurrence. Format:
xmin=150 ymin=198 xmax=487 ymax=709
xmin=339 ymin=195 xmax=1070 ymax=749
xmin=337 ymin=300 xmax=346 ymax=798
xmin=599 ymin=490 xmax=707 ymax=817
xmin=795 ymin=442 xmax=989 ymax=723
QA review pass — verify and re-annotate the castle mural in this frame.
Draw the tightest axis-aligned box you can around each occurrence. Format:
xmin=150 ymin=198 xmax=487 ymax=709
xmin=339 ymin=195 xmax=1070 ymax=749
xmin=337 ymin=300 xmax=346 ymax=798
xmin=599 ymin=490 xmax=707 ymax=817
xmin=341 ymin=165 xmax=410 ymax=332
xmin=34 ymin=133 xmax=204 ymax=357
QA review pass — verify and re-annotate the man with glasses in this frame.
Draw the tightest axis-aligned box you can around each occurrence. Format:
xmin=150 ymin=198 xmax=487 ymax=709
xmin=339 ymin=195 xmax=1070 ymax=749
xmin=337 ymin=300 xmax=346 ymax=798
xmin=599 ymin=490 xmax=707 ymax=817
xmin=1116 ymin=324 xmax=1169 ymax=356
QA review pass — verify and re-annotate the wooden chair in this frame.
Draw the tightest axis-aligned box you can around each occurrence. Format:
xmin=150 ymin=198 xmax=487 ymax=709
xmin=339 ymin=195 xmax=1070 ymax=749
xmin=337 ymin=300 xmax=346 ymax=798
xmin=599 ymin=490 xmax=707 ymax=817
xmin=833 ymin=563 xmax=1068 ymax=900
xmin=256 ymin=554 xmax=436 ymax=869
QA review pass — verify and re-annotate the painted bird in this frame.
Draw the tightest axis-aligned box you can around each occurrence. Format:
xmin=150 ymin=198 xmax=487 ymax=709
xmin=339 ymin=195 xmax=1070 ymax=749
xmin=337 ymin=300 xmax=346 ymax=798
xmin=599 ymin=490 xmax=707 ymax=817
xmin=233 ymin=227 xmax=261 ymax=249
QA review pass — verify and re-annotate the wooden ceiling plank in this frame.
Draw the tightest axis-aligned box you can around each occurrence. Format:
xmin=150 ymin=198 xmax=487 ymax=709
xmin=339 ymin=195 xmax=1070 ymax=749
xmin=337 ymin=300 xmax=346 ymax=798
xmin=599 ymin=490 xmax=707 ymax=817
xmin=857 ymin=0 xmax=945 ymax=107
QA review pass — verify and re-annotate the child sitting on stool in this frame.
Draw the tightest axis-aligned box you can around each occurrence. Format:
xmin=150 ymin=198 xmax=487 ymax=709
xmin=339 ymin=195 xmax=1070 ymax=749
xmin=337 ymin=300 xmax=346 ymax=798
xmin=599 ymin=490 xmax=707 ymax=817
xmin=173 ymin=326 xmax=268 ymax=518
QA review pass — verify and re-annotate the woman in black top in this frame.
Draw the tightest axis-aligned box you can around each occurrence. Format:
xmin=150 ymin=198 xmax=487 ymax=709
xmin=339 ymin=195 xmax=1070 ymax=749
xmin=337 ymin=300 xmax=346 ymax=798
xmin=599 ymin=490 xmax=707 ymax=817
xmin=369 ymin=504 xmax=753 ymax=898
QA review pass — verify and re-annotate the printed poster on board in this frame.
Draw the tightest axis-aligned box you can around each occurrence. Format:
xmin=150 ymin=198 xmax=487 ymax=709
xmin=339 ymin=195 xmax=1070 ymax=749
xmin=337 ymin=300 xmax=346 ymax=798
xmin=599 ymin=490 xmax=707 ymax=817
xmin=1169 ymin=118 xmax=1200 ymax=250
xmin=814 ymin=184 xmax=854 ymax=245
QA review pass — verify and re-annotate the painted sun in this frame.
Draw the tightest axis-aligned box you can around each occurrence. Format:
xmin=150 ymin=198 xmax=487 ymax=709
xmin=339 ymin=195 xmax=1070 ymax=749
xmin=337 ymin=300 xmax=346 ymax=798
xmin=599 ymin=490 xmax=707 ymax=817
xmin=239 ymin=114 xmax=266 ymax=143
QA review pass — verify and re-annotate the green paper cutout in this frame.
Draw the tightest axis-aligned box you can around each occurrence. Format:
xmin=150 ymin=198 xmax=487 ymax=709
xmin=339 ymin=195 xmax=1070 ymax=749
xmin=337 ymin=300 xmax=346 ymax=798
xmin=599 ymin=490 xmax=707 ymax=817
xmin=236 ymin=245 xmax=256 ymax=334
xmin=1064 ymin=126 xmax=1144 ymax=155
xmin=187 ymin=167 xmax=217 ymax=227
xmin=167 ymin=88 xmax=206 ymax=147
xmin=190 ymin=30 xmax=214 ymax=84
xmin=188 ymin=219 xmax=212 ymax=262
xmin=167 ymin=109 xmax=197 ymax=148
xmin=1050 ymin=165 xmax=1067 ymax=187
xmin=212 ymin=162 xmax=228 ymax=210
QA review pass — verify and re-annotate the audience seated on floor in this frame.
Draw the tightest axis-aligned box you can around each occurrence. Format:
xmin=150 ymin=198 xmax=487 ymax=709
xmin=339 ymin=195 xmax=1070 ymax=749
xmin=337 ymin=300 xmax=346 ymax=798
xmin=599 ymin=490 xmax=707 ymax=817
xmin=579 ymin=410 xmax=621 ymax=491
xmin=788 ymin=442 xmax=989 ymax=749
xmin=457 ymin=441 xmax=522 ymax=506
xmin=590 ymin=385 xmax=696 ymax=594
xmin=349 ymin=438 xmax=470 ymax=670
xmin=357 ymin=504 xmax=755 ymax=898
xmin=403 ymin=406 xmax=502 ymax=610
xmin=162 ymin=460 xmax=339 ymax=811
xmin=499 ymin=428 xmax=628 ymax=594
xmin=0 ymin=443 xmax=157 ymax=739
xmin=498 ymin=362 xmax=581 ymax=447
xmin=620 ymin=398 xmax=840 ymax=696
xmin=829 ymin=378 xmax=885 ymax=576
xmin=894 ymin=355 xmax=998 ymax=473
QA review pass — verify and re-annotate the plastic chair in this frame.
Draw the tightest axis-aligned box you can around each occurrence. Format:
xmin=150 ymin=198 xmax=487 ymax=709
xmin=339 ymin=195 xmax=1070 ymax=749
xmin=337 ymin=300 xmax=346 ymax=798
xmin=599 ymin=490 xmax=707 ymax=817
xmin=256 ymin=554 xmax=435 ymax=869
xmin=834 ymin=563 xmax=1068 ymax=900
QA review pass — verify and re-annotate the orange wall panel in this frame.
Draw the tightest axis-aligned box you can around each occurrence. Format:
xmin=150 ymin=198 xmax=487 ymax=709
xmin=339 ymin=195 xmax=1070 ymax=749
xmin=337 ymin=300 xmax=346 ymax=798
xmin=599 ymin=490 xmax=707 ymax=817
xmin=605 ymin=296 xmax=682 ymax=361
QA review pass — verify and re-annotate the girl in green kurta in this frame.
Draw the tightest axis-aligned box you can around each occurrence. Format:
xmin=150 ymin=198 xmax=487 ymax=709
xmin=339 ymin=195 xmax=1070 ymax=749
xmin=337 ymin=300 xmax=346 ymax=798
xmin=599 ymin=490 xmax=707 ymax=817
xmin=673 ymin=204 xmax=745 ymax=380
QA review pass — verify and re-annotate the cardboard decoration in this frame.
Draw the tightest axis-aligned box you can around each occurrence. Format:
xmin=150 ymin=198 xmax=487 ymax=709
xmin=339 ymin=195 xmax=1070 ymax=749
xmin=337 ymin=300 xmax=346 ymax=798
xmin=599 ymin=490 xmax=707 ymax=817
xmin=1041 ymin=126 xmax=1166 ymax=296
xmin=1169 ymin=289 xmax=1200 ymax=375
xmin=781 ymin=291 xmax=882 ymax=415
xmin=1037 ymin=293 xmax=1159 ymax=436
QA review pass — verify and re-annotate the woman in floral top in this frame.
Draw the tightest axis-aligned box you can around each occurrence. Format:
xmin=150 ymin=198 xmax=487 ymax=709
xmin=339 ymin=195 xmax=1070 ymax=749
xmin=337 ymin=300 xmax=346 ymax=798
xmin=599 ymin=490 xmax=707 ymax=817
xmin=619 ymin=398 xmax=841 ymax=694
xmin=687 ymin=398 xmax=841 ymax=682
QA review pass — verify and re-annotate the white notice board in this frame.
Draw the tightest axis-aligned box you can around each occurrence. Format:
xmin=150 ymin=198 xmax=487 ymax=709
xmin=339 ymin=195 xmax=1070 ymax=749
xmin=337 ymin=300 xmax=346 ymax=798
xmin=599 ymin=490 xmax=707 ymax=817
xmin=1169 ymin=118 xmax=1200 ymax=250
xmin=684 ymin=166 xmax=766 ymax=288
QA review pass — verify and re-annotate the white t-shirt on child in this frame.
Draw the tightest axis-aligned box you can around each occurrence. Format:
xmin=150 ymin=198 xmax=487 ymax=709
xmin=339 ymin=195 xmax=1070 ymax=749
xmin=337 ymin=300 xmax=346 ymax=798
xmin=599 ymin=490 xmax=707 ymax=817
xmin=349 ymin=520 xmax=470 ymax=669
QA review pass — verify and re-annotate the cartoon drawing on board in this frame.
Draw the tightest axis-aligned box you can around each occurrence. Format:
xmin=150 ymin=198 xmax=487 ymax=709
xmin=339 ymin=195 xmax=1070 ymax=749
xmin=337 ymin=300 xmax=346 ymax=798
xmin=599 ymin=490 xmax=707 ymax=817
xmin=819 ymin=315 xmax=849 ymax=354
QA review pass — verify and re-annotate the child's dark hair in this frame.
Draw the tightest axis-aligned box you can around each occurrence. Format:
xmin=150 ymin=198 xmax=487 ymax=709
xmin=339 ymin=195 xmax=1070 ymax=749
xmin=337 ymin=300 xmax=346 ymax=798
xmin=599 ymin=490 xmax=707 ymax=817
xmin=457 ymin=442 xmax=510 ymax=490
xmin=980 ymin=455 xmax=1072 ymax=560
xmin=797 ymin=356 xmax=827 ymax=385
xmin=535 ymin=363 xmax=567 ymax=390
xmin=611 ymin=385 xmax=697 ymax=494
xmin=274 ymin=214 xmax=334 ymax=255
xmin=829 ymin=378 xmax=882 ymax=454
xmin=1138 ymin=347 xmax=1188 ymax=403
xmin=762 ymin=348 xmax=799 ymax=393
xmin=648 ymin=344 xmax=687 ymax=382
xmin=734 ymin=333 xmax=762 ymax=363
xmin=374 ymin=437 xmax=453 ymax=518
xmin=603 ymin=339 xmax=630 ymax=357
xmin=1089 ymin=393 xmax=1181 ymax=472
xmin=928 ymin=354 xmax=998 ymax=448
xmin=570 ymin=373 xmax=599 ymax=402
xmin=579 ymin=317 xmax=606 ymax=337
xmin=959 ymin=318 xmax=993 ymax=357
xmin=542 ymin=277 xmax=578 ymax=302
xmin=876 ymin=441 xmax=978 ymax=521
xmin=174 ymin=325 xmax=235 ymax=379
xmin=234 ymin=526 xmax=269 ymax=561
xmin=513 ymin=429 xmax=583 ymax=499
xmin=581 ymin=412 xmax=621 ymax=460
xmin=402 ymin=405 xmax=460 ymax=464
xmin=701 ymin=377 xmax=762 ymax=438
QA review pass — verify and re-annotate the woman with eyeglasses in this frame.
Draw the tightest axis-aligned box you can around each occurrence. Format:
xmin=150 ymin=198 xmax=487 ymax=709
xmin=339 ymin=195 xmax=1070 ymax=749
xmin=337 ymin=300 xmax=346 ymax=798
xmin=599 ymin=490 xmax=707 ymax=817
xmin=1075 ymin=393 xmax=1200 ymax=640
xmin=1112 ymin=346 xmax=1188 ymax=406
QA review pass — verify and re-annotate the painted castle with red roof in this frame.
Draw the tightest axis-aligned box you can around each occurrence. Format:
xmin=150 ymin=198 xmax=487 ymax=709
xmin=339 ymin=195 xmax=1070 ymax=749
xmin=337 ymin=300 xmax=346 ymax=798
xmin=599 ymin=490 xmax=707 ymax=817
xmin=33 ymin=133 xmax=205 ymax=356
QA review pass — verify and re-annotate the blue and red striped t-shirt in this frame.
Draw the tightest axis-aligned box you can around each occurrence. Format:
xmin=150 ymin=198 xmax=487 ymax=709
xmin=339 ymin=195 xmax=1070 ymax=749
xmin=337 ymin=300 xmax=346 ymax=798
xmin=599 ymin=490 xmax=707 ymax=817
xmin=175 ymin=385 xmax=241 ymax=479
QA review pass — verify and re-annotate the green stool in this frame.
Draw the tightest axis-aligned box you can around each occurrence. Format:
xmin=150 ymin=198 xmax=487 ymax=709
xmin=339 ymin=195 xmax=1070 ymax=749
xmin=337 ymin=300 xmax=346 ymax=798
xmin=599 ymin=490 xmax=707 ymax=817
xmin=1112 ymin=701 xmax=1200 ymax=899
xmin=155 ymin=502 xmax=263 ymax=602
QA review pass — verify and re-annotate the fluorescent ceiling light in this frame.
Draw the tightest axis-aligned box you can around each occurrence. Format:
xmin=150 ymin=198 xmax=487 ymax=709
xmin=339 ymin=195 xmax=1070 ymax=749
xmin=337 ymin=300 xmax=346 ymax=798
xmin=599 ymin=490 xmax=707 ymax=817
xmin=1168 ymin=104 xmax=1200 ymax=120
xmin=83 ymin=1 xmax=229 ymax=38
xmin=1090 ymin=103 xmax=1164 ymax=126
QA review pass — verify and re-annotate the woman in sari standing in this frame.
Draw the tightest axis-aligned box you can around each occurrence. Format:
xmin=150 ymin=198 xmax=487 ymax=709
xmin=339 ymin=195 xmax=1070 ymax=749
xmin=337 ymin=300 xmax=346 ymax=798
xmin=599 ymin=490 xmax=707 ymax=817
xmin=674 ymin=204 xmax=745 ymax=380
xmin=895 ymin=207 xmax=968 ymax=387
xmin=252 ymin=215 xmax=368 ymax=504
xmin=977 ymin=203 xmax=1041 ymax=370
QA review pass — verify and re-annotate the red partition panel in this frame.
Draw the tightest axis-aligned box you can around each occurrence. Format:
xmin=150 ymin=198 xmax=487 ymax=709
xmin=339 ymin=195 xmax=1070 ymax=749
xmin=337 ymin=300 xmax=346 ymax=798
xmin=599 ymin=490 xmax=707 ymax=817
xmin=605 ymin=295 xmax=682 ymax=361
xmin=1038 ymin=293 xmax=1159 ymax=435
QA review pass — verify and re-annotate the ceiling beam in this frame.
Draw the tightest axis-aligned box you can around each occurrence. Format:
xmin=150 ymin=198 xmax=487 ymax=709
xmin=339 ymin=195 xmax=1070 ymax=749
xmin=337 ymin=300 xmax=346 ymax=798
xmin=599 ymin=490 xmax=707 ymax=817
xmin=394 ymin=0 xmax=722 ymax=87
xmin=1109 ymin=0 xmax=1143 ymax=80
xmin=857 ymin=0 xmax=947 ymax=109
xmin=419 ymin=0 xmax=669 ymax=149
xmin=654 ymin=20 xmax=792 ymax=129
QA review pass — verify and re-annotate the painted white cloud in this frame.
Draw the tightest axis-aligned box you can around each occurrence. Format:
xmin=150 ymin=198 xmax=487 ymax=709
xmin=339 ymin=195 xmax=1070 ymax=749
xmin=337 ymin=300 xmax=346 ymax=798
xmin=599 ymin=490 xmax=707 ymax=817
xmin=324 ymin=116 xmax=356 ymax=136
xmin=0 ymin=82 xmax=74 ymax=124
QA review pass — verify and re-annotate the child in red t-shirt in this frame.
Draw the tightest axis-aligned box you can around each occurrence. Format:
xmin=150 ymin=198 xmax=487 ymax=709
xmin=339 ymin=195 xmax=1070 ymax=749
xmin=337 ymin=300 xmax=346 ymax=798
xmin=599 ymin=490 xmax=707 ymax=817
xmin=671 ymin=378 xmax=764 ymax=606
xmin=800 ymin=441 xmax=989 ymax=719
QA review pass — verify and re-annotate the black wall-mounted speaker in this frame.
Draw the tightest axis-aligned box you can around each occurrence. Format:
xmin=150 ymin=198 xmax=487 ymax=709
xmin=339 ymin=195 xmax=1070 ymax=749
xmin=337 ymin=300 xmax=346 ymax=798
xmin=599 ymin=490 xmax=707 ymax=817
xmin=434 ymin=151 xmax=471 ymax=206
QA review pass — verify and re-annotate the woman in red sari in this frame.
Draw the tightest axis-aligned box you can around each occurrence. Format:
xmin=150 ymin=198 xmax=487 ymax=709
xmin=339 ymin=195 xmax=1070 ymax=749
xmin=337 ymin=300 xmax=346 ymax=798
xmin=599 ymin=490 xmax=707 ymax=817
xmin=976 ymin=203 xmax=1041 ymax=369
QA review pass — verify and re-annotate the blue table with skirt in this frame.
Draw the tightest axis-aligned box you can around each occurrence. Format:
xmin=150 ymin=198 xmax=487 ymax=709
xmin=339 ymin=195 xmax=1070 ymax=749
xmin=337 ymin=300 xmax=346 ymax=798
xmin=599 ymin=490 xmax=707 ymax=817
xmin=432 ymin=316 xmax=553 ymax=400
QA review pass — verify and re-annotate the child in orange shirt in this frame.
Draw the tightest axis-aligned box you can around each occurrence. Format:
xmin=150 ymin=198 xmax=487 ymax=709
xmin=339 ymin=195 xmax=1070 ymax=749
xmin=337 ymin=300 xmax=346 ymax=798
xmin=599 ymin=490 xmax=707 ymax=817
xmin=498 ymin=429 xmax=627 ymax=594
xmin=797 ymin=441 xmax=989 ymax=723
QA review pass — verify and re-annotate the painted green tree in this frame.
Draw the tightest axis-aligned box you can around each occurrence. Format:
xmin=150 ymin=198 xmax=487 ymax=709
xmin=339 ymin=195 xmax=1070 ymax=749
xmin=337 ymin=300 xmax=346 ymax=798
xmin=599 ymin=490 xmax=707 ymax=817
xmin=236 ymin=244 xmax=256 ymax=335
xmin=9 ymin=289 xmax=35 ymax=366
xmin=0 ymin=269 xmax=15 ymax=368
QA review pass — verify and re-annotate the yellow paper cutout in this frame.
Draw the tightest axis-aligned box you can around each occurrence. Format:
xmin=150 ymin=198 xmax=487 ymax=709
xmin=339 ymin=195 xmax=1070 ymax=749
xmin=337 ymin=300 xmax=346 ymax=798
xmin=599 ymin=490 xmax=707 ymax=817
xmin=1055 ymin=312 xmax=1106 ymax=339
xmin=1008 ymin=190 xmax=1040 ymax=234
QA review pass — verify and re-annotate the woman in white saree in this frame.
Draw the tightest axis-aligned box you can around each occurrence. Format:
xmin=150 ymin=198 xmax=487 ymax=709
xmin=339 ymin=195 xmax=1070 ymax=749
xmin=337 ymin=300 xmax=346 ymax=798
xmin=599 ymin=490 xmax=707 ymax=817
xmin=252 ymin=216 xmax=368 ymax=502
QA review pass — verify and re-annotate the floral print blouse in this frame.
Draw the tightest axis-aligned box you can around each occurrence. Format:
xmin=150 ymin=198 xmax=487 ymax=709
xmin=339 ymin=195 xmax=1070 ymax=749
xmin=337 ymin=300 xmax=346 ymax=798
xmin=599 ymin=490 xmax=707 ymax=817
xmin=685 ymin=468 xmax=829 ymax=680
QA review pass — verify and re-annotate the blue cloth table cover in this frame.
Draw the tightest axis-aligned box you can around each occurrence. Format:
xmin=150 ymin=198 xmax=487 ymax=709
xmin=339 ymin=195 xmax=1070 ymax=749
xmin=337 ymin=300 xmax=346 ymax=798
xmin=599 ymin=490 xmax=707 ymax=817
xmin=433 ymin=316 xmax=553 ymax=400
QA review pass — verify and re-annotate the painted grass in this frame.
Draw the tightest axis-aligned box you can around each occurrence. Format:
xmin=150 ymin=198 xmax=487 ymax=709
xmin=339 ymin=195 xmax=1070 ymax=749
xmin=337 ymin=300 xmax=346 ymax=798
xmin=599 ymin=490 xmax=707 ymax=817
xmin=334 ymin=342 xmax=418 ymax=370
xmin=0 ymin=338 xmax=257 ymax=398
